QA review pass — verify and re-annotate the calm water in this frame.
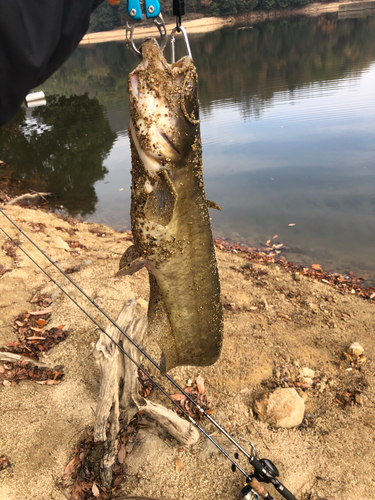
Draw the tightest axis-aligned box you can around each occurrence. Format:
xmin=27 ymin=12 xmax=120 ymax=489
xmin=1 ymin=14 xmax=375 ymax=283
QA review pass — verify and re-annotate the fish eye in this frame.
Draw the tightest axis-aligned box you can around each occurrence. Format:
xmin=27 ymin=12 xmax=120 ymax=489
xmin=186 ymin=83 xmax=194 ymax=93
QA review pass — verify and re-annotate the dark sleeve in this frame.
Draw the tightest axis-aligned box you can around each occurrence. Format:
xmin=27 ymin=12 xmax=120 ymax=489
xmin=0 ymin=0 xmax=103 ymax=126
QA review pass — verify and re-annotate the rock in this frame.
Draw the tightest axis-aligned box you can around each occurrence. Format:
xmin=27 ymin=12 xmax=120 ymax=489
xmin=355 ymin=394 xmax=364 ymax=405
xmin=348 ymin=342 xmax=364 ymax=358
xmin=299 ymin=367 xmax=315 ymax=384
xmin=137 ymin=298 xmax=148 ymax=309
xmin=54 ymin=236 xmax=70 ymax=251
xmin=254 ymin=388 xmax=305 ymax=428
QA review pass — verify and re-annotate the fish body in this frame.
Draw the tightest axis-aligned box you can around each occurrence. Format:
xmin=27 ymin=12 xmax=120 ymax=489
xmin=119 ymin=39 xmax=223 ymax=374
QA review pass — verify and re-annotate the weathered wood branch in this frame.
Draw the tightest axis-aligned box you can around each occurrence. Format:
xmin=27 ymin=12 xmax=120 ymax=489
xmin=0 ymin=351 xmax=57 ymax=368
xmin=6 ymin=191 xmax=52 ymax=206
xmin=93 ymin=300 xmax=199 ymax=489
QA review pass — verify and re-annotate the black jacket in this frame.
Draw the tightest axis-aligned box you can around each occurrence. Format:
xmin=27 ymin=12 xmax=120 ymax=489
xmin=0 ymin=0 xmax=103 ymax=126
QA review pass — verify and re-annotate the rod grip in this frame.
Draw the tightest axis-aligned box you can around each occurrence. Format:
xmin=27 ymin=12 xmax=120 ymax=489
xmin=273 ymin=481 xmax=297 ymax=500
xmin=173 ymin=0 xmax=185 ymax=17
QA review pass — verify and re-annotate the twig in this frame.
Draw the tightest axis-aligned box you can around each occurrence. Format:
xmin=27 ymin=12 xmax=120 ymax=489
xmin=0 ymin=352 xmax=54 ymax=368
xmin=6 ymin=191 xmax=52 ymax=206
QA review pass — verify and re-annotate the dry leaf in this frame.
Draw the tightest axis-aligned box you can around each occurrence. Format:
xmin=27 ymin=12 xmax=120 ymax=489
xmin=118 ymin=445 xmax=126 ymax=464
xmin=273 ymin=235 xmax=278 ymax=239
xmin=288 ymin=223 xmax=295 ymax=226
xmin=36 ymin=319 xmax=47 ymax=327
xmin=196 ymin=375 xmax=205 ymax=395
xmin=370 ymin=292 xmax=375 ymax=300
xmin=311 ymin=264 xmax=322 ymax=271
xmin=62 ymin=456 xmax=77 ymax=479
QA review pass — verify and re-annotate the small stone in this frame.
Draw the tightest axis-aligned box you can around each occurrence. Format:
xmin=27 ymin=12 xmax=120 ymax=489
xmin=254 ymin=388 xmax=305 ymax=428
xmin=348 ymin=342 xmax=364 ymax=358
xmin=54 ymin=236 xmax=70 ymax=251
xmin=355 ymin=394 xmax=364 ymax=405
xmin=300 ymin=367 xmax=315 ymax=379
xmin=137 ymin=298 xmax=148 ymax=309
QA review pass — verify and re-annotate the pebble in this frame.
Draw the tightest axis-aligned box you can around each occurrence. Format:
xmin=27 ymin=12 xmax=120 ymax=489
xmin=54 ymin=235 xmax=70 ymax=251
xmin=300 ymin=367 xmax=315 ymax=379
xmin=348 ymin=342 xmax=364 ymax=358
xmin=355 ymin=394 xmax=364 ymax=405
xmin=253 ymin=387 xmax=305 ymax=428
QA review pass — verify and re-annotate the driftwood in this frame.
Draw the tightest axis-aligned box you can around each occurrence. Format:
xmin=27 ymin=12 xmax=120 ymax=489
xmin=0 ymin=351 xmax=56 ymax=368
xmin=93 ymin=300 xmax=199 ymax=488
xmin=6 ymin=191 xmax=52 ymax=206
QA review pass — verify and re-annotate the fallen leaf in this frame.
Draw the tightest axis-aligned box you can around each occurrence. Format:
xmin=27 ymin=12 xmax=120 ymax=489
xmin=62 ymin=456 xmax=78 ymax=479
xmin=26 ymin=336 xmax=46 ymax=340
xmin=311 ymin=264 xmax=322 ymax=271
xmin=370 ymin=293 xmax=375 ymax=300
xmin=119 ymin=188 xmax=124 ymax=191
xmin=273 ymin=243 xmax=284 ymax=249
xmin=36 ymin=319 xmax=47 ymax=327
xmin=196 ymin=375 xmax=205 ymax=395
xmin=118 ymin=445 xmax=126 ymax=464
xmin=6 ymin=342 xmax=20 ymax=347
xmin=169 ymin=394 xmax=186 ymax=403
xmin=288 ymin=223 xmax=295 ymax=226
xmin=273 ymin=235 xmax=278 ymax=239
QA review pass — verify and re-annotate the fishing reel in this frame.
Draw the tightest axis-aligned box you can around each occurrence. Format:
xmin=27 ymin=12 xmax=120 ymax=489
xmin=233 ymin=444 xmax=297 ymax=500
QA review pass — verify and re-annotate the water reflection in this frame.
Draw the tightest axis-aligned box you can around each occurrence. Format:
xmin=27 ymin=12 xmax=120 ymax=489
xmin=0 ymin=94 xmax=115 ymax=216
xmin=1 ymin=14 xmax=375 ymax=282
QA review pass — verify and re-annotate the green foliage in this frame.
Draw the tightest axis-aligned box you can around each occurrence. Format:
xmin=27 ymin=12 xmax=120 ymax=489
xmin=90 ymin=0 xmax=122 ymax=32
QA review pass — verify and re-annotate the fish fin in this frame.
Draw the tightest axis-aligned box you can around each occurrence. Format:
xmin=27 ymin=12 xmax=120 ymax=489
xmin=145 ymin=170 xmax=178 ymax=226
xmin=148 ymin=274 xmax=179 ymax=373
xmin=116 ymin=245 xmax=147 ymax=276
xmin=206 ymin=199 xmax=221 ymax=211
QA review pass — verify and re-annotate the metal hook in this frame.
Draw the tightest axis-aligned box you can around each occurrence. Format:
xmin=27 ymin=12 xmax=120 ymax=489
xmin=170 ymin=25 xmax=192 ymax=64
xmin=126 ymin=13 xmax=167 ymax=59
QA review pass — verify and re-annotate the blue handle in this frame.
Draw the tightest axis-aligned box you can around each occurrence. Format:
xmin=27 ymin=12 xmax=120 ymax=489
xmin=127 ymin=0 xmax=142 ymax=20
xmin=145 ymin=0 xmax=160 ymax=18
xmin=127 ymin=0 xmax=160 ymax=21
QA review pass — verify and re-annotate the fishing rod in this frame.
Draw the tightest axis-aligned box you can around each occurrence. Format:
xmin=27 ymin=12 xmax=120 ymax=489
xmin=0 ymin=207 xmax=297 ymax=500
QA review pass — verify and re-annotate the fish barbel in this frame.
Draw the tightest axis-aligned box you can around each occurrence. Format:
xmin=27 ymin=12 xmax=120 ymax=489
xmin=118 ymin=38 xmax=223 ymax=374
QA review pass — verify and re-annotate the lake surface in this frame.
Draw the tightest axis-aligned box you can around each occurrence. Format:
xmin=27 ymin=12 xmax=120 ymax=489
xmin=1 ymin=13 xmax=375 ymax=284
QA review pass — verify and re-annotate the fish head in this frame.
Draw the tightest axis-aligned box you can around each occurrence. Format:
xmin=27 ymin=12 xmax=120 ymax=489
xmin=128 ymin=38 xmax=199 ymax=175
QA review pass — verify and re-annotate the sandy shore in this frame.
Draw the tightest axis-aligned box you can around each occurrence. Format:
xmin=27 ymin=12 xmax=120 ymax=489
xmin=80 ymin=16 xmax=234 ymax=45
xmin=80 ymin=1 xmax=369 ymax=45
xmin=0 ymin=204 xmax=374 ymax=500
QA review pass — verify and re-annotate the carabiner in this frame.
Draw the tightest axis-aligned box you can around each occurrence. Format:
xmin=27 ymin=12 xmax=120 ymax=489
xmin=170 ymin=25 xmax=192 ymax=64
xmin=126 ymin=0 xmax=167 ymax=58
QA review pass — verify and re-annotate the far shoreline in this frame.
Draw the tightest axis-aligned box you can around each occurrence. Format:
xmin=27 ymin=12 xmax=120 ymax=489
xmin=80 ymin=0 xmax=369 ymax=45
